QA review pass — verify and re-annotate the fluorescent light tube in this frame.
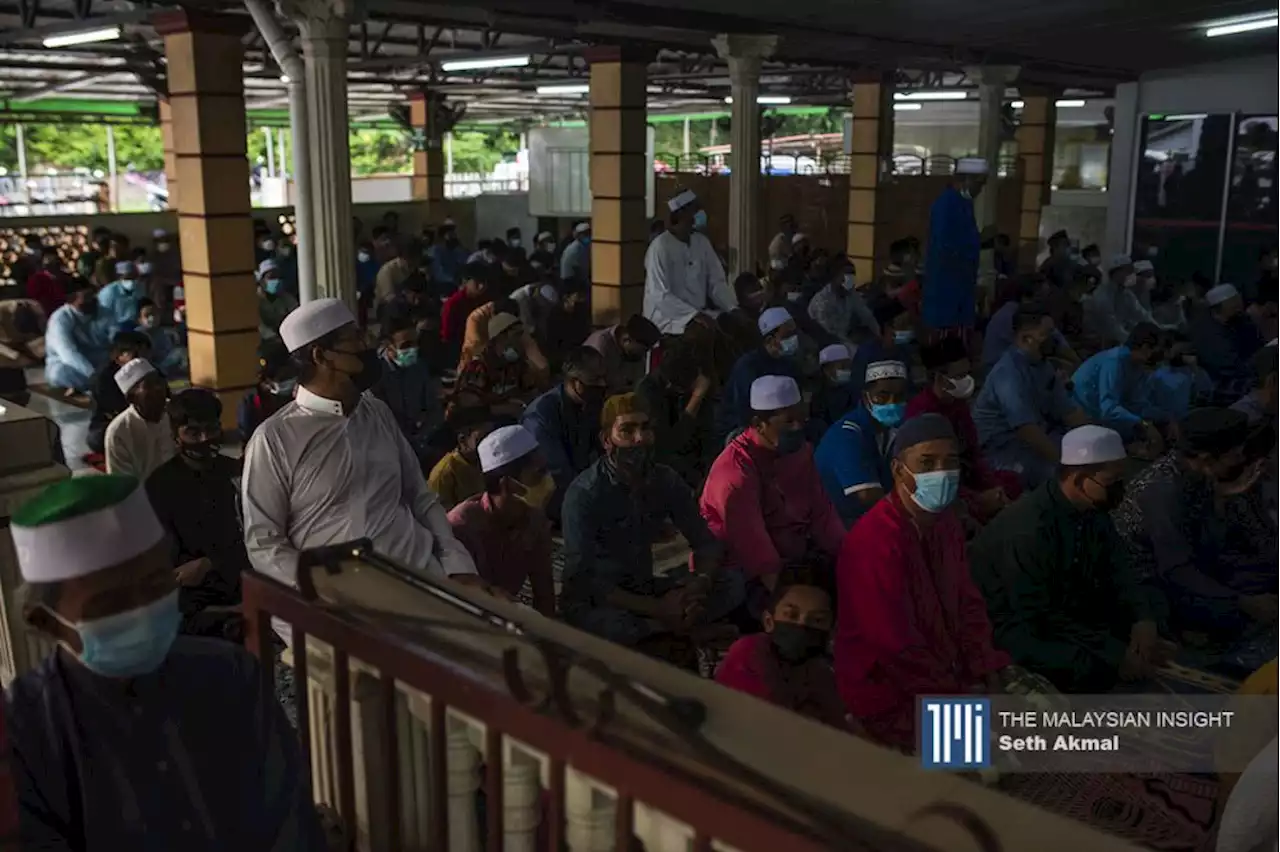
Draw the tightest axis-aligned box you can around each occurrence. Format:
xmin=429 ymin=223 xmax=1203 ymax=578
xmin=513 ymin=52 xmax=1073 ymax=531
xmin=895 ymin=91 xmax=968 ymax=101
xmin=1206 ymin=16 xmax=1277 ymax=36
xmin=441 ymin=55 xmax=530 ymax=72
xmin=536 ymin=84 xmax=589 ymax=95
xmin=43 ymin=26 xmax=121 ymax=48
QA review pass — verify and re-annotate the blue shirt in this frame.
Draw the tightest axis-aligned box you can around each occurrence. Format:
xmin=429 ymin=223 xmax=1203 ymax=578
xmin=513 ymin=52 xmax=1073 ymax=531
xmin=430 ymin=243 xmax=470 ymax=289
xmin=45 ymin=304 xmax=105 ymax=381
xmin=98 ymin=280 xmax=140 ymax=331
xmin=1070 ymin=346 xmax=1164 ymax=439
xmin=982 ymin=301 xmax=1070 ymax=370
xmin=715 ymin=348 xmax=800 ymax=441
xmin=6 ymin=638 xmax=324 ymax=852
xmin=813 ymin=403 xmax=892 ymax=525
xmin=355 ymin=257 xmax=379 ymax=297
xmin=973 ymin=347 xmax=1077 ymax=451
xmin=560 ymin=238 xmax=591 ymax=284
xmin=1147 ymin=365 xmax=1213 ymax=420
xmin=520 ymin=384 xmax=601 ymax=521
xmin=923 ymin=185 xmax=980 ymax=329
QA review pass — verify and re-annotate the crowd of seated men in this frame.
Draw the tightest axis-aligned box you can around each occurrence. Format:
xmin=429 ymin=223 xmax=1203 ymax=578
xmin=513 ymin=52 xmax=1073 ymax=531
xmin=0 ymin=205 xmax=1275 ymax=851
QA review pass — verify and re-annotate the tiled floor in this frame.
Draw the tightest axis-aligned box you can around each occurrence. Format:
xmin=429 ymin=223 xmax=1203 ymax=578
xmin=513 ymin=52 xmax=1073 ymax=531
xmin=22 ymin=366 xmax=94 ymax=473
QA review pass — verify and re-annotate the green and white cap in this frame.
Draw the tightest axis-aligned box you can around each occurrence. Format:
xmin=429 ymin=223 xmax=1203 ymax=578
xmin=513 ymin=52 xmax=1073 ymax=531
xmin=11 ymin=474 xmax=164 ymax=583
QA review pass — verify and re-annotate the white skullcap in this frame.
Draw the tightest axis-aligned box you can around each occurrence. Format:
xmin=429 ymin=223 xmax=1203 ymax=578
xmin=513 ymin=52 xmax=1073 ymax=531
xmin=757 ymin=306 xmax=793 ymax=337
xmin=667 ymin=189 xmax=697 ymax=212
xmin=573 ymin=222 xmax=591 ymax=235
xmin=467 ymin=250 xmax=488 ymax=263
xmin=750 ymin=375 xmax=802 ymax=412
xmin=538 ymin=284 xmax=559 ymax=303
xmin=442 ymin=217 xmax=456 ymax=227
xmin=488 ymin=311 xmax=521 ymax=340
xmin=257 ymin=258 xmax=279 ymax=279
xmin=280 ymin=297 xmax=355 ymax=353
xmin=114 ymin=358 xmax=156 ymax=395
xmin=1060 ymin=424 xmax=1126 ymax=466
xmin=12 ymin=474 xmax=165 ymax=583
xmin=955 ymin=157 xmax=989 ymax=175
xmin=819 ymin=343 xmax=851 ymax=365
xmin=1133 ymin=260 xmax=1154 ymax=274
xmin=791 ymin=232 xmax=809 ymax=246
xmin=1108 ymin=254 xmax=1133 ymax=272
xmin=478 ymin=424 xmax=539 ymax=473
xmin=865 ymin=360 xmax=908 ymax=383
xmin=535 ymin=230 xmax=552 ymax=243
xmin=152 ymin=228 xmax=169 ymax=239
xmin=114 ymin=260 xmax=133 ymax=276
xmin=1206 ymin=284 xmax=1240 ymax=307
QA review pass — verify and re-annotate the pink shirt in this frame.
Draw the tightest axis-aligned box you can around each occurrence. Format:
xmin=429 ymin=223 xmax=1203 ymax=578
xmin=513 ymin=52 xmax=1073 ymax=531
xmin=447 ymin=493 xmax=555 ymax=615
xmin=699 ymin=429 xmax=846 ymax=580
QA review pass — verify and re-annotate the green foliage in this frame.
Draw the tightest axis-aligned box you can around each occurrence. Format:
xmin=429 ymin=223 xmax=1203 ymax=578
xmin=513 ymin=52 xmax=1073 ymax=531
xmin=0 ymin=119 xmax=521 ymax=177
xmin=652 ymin=110 xmax=847 ymax=165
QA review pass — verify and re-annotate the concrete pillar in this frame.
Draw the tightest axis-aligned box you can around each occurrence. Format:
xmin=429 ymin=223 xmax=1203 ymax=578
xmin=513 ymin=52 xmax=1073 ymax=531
xmin=713 ymin=34 xmax=777 ymax=276
xmin=286 ymin=0 xmax=356 ymax=308
xmin=409 ymin=90 xmax=461 ymax=226
xmin=1104 ymin=81 xmax=1140 ymax=259
xmin=846 ymin=72 xmax=894 ymax=280
xmin=968 ymin=65 xmax=1019 ymax=234
xmin=1014 ymin=89 xmax=1058 ymax=270
xmin=586 ymin=45 xmax=649 ymax=326
xmin=158 ymin=99 xmax=178 ymax=208
xmin=153 ymin=9 xmax=257 ymax=428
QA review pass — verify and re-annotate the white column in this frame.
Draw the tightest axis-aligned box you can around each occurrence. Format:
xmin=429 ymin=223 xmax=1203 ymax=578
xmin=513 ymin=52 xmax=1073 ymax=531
xmin=264 ymin=127 xmax=277 ymax=178
xmin=966 ymin=65 xmax=1019 ymax=234
xmin=105 ymin=125 xmax=117 ymax=213
xmin=714 ymin=34 xmax=777 ymax=277
xmin=447 ymin=721 xmax=481 ymax=852
xmin=287 ymin=0 xmax=356 ymax=307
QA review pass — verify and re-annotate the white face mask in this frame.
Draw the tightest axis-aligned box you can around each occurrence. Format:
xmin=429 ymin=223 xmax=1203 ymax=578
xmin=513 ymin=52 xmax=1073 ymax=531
xmin=1123 ymin=273 xmax=1138 ymax=289
xmin=261 ymin=239 xmax=275 ymax=252
xmin=357 ymin=251 xmax=371 ymax=263
xmin=841 ymin=273 xmax=856 ymax=292
xmin=786 ymin=291 xmax=803 ymax=303
xmin=946 ymin=374 xmax=976 ymax=400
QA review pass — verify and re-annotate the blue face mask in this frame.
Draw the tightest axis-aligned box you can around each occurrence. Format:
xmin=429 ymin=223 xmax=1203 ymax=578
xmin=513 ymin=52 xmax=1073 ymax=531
xmin=269 ymin=377 xmax=297 ymax=397
xmin=869 ymin=401 xmax=906 ymax=427
xmin=264 ymin=278 xmax=281 ymax=296
xmin=776 ymin=427 xmax=805 ymax=455
xmin=893 ymin=329 xmax=915 ymax=344
xmin=393 ymin=347 xmax=419 ymax=368
xmin=779 ymin=335 xmax=800 ymax=357
xmin=52 ymin=590 xmax=181 ymax=678
xmin=907 ymin=468 xmax=961 ymax=513
xmin=119 ymin=279 xmax=135 ymax=293
xmin=693 ymin=209 xmax=709 ymax=230
xmin=579 ymin=235 xmax=591 ymax=246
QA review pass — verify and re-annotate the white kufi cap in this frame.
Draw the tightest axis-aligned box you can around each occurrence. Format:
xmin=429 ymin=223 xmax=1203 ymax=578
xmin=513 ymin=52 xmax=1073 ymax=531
xmin=279 ymin=297 xmax=355 ymax=353
xmin=573 ymin=222 xmax=591 ymax=235
xmin=757 ymin=306 xmax=793 ymax=337
xmin=257 ymin=258 xmax=279 ymax=279
xmin=1206 ymin=284 xmax=1240 ymax=307
xmin=1060 ymin=424 xmax=1126 ymax=466
xmin=750 ymin=375 xmax=802 ymax=412
xmin=114 ymin=358 xmax=156 ymax=395
xmin=819 ymin=343 xmax=851 ymax=365
xmin=667 ymin=189 xmax=697 ymax=212
xmin=955 ymin=157 xmax=989 ymax=175
xmin=865 ymin=360 xmax=907 ymax=383
xmin=1108 ymin=254 xmax=1133 ymax=272
xmin=478 ymin=425 xmax=539 ymax=473
xmin=1133 ymin=260 xmax=1154 ymax=274
xmin=114 ymin=260 xmax=133 ymax=276
xmin=791 ymin=232 xmax=809 ymax=246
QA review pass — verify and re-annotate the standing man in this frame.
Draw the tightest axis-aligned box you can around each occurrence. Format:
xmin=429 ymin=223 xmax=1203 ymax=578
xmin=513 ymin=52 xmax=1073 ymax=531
xmin=559 ymin=222 xmax=592 ymax=287
xmin=242 ymin=298 xmax=482 ymax=598
xmin=923 ymin=157 xmax=989 ymax=340
xmin=5 ymin=474 xmax=325 ymax=849
xmin=643 ymin=189 xmax=736 ymax=335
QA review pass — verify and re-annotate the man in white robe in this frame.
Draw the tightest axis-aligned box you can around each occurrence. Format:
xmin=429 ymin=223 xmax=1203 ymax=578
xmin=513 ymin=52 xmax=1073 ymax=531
xmin=643 ymin=189 xmax=736 ymax=335
xmin=242 ymin=298 xmax=480 ymax=594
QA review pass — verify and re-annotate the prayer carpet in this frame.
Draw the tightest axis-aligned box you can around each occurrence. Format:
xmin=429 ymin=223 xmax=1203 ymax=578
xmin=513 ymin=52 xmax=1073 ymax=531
xmin=26 ymin=382 xmax=90 ymax=409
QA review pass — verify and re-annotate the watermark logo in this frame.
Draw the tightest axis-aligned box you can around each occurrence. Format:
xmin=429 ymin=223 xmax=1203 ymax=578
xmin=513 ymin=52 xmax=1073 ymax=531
xmin=920 ymin=698 xmax=991 ymax=769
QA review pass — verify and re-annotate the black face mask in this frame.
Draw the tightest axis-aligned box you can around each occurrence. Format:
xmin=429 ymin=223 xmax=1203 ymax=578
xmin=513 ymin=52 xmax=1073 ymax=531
xmin=776 ymin=427 xmax=806 ymax=456
xmin=611 ymin=444 xmax=654 ymax=479
xmin=79 ymin=298 xmax=99 ymax=317
xmin=770 ymin=622 xmax=829 ymax=664
xmin=181 ymin=440 xmax=221 ymax=465
xmin=576 ymin=384 xmax=607 ymax=409
xmin=330 ymin=347 xmax=382 ymax=394
xmin=1088 ymin=476 xmax=1127 ymax=511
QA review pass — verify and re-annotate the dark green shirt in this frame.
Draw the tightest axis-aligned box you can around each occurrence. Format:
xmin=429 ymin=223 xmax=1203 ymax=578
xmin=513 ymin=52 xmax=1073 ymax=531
xmin=969 ymin=480 xmax=1161 ymax=692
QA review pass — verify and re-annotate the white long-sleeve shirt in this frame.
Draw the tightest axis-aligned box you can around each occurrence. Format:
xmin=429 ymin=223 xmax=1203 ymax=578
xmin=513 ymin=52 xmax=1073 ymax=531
xmin=1083 ymin=278 xmax=1157 ymax=348
xmin=642 ymin=230 xmax=735 ymax=334
xmin=104 ymin=407 xmax=174 ymax=481
xmin=242 ymin=386 xmax=477 ymax=596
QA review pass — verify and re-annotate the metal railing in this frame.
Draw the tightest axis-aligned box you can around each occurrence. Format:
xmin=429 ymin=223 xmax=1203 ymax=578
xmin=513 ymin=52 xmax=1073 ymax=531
xmin=242 ymin=542 xmax=975 ymax=852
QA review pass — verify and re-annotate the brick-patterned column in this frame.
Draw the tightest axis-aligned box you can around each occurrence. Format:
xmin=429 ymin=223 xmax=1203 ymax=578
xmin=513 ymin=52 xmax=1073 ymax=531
xmin=408 ymin=90 xmax=461 ymax=226
xmin=846 ymin=73 xmax=893 ymax=278
xmin=154 ymin=9 xmax=257 ymax=428
xmin=159 ymin=99 xmax=178 ymax=209
xmin=587 ymin=46 xmax=648 ymax=326
xmin=1015 ymin=90 xmax=1057 ymax=270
